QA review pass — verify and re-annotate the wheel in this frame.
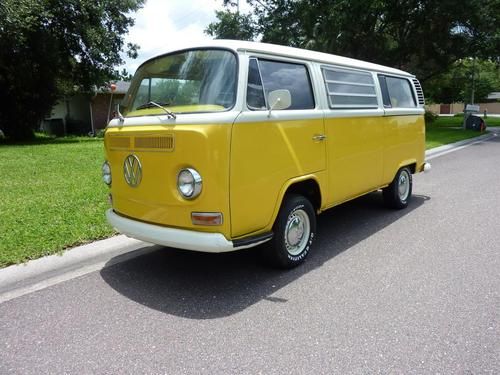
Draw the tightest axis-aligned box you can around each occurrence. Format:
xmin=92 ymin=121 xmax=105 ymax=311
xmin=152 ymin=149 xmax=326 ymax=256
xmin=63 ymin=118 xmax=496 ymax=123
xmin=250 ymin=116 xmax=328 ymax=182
xmin=383 ymin=167 xmax=412 ymax=209
xmin=265 ymin=194 xmax=316 ymax=268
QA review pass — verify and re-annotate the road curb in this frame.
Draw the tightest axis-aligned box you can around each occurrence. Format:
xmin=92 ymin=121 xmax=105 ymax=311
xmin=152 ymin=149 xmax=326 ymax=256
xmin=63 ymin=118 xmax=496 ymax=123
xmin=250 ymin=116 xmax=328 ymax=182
xmin=426 ymin=129 xmax=497 ymax=160
xmin=0 ymin=235 xmax=157 ymax=303
xmin=0 ymin=128 xmax=498 ymax=303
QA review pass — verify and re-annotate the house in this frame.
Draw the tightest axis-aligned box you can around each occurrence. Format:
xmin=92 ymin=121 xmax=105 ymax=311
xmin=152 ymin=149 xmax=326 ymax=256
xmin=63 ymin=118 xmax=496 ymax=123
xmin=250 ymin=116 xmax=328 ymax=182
xmin=44 ymin=81 xmax=131 ymax=135
xmin=426 ymin=92 xmax=500 ymax=115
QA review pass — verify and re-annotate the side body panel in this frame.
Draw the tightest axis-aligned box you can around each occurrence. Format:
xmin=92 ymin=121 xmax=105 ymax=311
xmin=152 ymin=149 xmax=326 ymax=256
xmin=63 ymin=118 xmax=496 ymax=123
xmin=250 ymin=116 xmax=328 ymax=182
xmin=381 ymin=111 xmax=426 ymax=183
xmin=323 ymin=111 xmax=385 ymax=206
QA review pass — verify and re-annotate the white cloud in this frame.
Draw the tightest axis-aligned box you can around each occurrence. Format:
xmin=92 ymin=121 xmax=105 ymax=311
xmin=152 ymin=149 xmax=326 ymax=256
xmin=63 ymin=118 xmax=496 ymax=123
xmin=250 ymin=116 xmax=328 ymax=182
xmin=121 ymin=0 xmax=252 ymax=74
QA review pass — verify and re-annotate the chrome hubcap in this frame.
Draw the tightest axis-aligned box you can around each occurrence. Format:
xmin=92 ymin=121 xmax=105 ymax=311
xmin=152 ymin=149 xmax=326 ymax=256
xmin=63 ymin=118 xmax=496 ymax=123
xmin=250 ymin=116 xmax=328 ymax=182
xmin=284 ymin=209 xmax=310 ymax=256
xmin=398 ymin=171 xmax=410 ymax=201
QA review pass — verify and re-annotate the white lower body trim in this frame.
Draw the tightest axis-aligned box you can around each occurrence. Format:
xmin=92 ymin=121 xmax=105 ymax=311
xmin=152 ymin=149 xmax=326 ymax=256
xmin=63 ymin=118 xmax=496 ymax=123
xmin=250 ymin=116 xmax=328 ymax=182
xmin=106 ymin=209 xmax=236 ymax=253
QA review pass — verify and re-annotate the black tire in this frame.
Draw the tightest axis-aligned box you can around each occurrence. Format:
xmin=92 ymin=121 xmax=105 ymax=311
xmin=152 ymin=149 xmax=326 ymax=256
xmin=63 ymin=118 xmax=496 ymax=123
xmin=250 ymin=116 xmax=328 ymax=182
xmin=383 ymin=167 xmax=412 ymax=209
xmin=265 ymin=194 xmax=316 ymax=268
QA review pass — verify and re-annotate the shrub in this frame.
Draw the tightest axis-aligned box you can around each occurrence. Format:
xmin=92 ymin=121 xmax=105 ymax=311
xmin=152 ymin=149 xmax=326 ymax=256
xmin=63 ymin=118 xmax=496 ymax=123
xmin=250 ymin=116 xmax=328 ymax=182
xmin=424 ymin=109 xmax=438 ymax=124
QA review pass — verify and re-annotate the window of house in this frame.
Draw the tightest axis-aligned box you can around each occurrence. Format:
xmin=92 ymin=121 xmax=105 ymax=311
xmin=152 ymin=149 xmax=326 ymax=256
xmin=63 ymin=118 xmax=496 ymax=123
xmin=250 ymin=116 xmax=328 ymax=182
xmin=385 ymin=76 xmax=416 ymax=108
xmin=246 ymin=58 xmax=315 ymax=110
xmin=322 ymin=67 xmax=378 ymax=108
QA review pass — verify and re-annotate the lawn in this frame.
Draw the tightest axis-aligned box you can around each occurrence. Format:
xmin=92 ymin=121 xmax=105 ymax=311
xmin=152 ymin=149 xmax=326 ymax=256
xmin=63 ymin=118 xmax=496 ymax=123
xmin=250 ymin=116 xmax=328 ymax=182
xmin=425 ymin=115 xmax=497 ymax=149
xmin=0 ymin=137 xmax=114 ymax=267
xmin=425 ymin=127 xmax=484 ymax=149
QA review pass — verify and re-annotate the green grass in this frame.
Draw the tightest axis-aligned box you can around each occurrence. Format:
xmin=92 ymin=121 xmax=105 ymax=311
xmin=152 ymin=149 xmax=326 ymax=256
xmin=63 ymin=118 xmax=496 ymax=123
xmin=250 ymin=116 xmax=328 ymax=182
xmin=0 ymin=136 xmax=114 ymax=267
xmin=425 ymin=115 xmax=498 ymax=149
xmin=425 ymin=127 xmax=484 ymax=149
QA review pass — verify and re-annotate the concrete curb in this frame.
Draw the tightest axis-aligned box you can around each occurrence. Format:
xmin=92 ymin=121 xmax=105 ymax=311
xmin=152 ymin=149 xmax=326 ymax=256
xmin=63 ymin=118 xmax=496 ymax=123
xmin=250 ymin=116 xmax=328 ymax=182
xmin=0 ymin=128 xmax=498 ymax=303
xmin=0 ymin=235 xmax=158 ymax=303
xmin=426 ymin=129 xmax=497 ymax=160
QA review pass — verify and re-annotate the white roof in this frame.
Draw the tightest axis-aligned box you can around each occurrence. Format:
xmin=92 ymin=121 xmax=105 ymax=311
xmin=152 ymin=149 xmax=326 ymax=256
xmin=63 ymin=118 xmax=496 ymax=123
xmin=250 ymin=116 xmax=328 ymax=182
xmin=149 ymin=39 xmax=414 ymax=78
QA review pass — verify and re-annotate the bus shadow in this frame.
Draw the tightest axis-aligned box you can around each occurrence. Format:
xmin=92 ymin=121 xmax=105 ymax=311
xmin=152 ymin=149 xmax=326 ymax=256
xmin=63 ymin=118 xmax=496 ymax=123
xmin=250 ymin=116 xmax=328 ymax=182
xmin=100 ymin=192 xmax=429 ymax=319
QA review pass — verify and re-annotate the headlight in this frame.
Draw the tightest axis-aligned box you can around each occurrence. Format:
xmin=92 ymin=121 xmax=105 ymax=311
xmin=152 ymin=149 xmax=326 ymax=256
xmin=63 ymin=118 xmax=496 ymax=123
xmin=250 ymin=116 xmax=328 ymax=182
xmin=177 ymin=168 xmax=202 ymax=199
xmin=102 ymin=161 xmax=112 ymax=186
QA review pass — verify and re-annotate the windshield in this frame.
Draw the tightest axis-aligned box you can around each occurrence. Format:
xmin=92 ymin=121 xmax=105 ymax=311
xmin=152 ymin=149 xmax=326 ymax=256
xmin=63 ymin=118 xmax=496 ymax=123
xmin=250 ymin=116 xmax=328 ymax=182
xmin=125 ymin=49 xmax=237 ymax=116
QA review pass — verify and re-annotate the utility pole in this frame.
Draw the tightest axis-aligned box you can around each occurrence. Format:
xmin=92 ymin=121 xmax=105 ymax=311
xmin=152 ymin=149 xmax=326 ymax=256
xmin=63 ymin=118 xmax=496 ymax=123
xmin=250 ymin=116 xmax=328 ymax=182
xmin=471 ymin=57 xmax=476 ymax=104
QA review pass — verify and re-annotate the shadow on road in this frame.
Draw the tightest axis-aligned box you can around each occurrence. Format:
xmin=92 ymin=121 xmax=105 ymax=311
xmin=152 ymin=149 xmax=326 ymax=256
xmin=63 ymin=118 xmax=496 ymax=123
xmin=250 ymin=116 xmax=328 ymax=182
xmin=100 ymin=192 xmax=429 ymax=319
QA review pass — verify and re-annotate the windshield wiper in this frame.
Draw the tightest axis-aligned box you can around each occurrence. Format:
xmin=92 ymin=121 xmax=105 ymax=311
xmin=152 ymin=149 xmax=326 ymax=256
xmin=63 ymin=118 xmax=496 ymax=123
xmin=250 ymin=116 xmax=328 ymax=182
xmin=136 ymin=101 xmax=176 ymax=119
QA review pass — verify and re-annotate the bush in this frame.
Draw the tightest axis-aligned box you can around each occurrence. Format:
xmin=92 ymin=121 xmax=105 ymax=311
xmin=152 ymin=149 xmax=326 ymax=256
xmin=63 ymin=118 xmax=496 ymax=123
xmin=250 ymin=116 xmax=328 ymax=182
xmin=96 ymin=129 xmax=106 ymax=138
xmin=424 ymin=109 xmax=438 ymax=124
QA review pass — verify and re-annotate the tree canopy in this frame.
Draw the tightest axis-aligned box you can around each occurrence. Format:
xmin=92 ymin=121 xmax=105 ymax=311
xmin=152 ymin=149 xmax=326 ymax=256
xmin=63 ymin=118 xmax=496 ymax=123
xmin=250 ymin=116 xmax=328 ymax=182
xmin=425 ymin=59 xmax=500 ymax=103
xmin=0 ymin=0 xmax=144 ymax=140
xmin=206 ymin=0 xmax=500 ymax=93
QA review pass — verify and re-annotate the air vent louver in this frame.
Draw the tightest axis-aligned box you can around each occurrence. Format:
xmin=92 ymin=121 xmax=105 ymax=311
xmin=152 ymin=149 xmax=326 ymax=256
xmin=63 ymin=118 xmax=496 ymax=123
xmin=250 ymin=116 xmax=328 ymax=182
xmin=412 ymin=79 xmax=425 ymax=105
xmin=134 ymin=135 xmax=174 ymax=151
xmin=108 ymin=136 xmax=131 ymax=150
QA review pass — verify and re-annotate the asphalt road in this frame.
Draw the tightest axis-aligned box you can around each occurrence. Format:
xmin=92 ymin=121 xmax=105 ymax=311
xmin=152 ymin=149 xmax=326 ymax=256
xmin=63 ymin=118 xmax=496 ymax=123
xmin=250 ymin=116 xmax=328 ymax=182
xmin=1 ymin=136 xmax=499 ymax=374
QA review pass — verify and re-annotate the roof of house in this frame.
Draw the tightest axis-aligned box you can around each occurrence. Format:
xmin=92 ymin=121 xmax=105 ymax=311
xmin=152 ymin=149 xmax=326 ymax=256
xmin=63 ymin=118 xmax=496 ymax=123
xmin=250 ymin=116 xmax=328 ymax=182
xmin=139 ymin=39 xmax=413 ymax=78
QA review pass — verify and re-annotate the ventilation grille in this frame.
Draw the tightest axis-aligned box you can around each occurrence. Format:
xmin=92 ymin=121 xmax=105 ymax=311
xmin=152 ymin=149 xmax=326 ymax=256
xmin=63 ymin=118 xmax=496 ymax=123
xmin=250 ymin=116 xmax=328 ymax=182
xmin=412 ymin=79 xmax=425 ymax=105
xmin=134 ymin=135 xmax=174 ymax=151
xmin=108 ymin=136 xmax=131 ymax=150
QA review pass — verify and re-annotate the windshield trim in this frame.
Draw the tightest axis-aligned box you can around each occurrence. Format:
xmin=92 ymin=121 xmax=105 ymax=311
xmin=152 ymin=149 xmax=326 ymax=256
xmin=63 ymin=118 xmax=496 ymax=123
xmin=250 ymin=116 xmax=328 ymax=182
xmin=125 ymin=47 xmax=240 ymax=117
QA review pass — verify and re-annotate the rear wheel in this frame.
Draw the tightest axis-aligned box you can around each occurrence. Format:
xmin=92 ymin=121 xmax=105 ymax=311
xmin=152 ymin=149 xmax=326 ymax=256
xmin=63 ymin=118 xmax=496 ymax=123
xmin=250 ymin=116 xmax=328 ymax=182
xmin=265 ymin=194 xmax=316 ymax=268
xmin=383 ymin=167 xmax=412 ymax=209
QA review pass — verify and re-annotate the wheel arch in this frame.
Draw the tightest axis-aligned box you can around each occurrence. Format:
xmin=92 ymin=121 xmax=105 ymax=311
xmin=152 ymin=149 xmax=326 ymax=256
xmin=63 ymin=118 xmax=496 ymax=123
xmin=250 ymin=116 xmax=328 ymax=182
xmin=268 ymin=175 xmax=323 ymax=231
xmin=398 ymin=159 xmax=417 ymax=174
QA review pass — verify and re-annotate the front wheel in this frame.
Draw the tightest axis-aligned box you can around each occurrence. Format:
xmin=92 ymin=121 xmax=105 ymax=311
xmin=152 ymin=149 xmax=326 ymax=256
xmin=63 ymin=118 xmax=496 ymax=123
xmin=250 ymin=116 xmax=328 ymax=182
xmin=265 ymin=194 xmax=316 ymax=268
xmin=383 ymin=167 xmax=413 ymax=209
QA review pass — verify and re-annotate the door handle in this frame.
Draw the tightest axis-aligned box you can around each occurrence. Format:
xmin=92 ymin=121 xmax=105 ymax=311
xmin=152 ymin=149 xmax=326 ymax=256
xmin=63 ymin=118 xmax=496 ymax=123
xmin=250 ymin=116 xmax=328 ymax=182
xmin=312 ymin=134 xmax=327 ymax=141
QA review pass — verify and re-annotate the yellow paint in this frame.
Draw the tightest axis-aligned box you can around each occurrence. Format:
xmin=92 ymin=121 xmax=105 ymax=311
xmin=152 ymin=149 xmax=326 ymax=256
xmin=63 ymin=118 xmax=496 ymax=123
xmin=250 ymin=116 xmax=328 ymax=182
xmin=323 ymin=114 xmax=424 ymax=207
xmin=229 ymin=117 xmax=326 ymax=237
xmin=105 ymin=124 xmax=232 ymax=238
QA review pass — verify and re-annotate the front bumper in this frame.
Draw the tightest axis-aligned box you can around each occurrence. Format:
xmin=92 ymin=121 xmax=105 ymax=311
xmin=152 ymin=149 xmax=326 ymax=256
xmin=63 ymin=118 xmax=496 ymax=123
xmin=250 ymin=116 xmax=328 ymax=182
xmin=106 ymin=209 xmax=271 ymax=253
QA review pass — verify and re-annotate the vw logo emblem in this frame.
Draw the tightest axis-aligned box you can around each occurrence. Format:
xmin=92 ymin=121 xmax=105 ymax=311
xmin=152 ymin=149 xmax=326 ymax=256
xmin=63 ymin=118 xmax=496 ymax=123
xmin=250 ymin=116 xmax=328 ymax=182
xmin=123 ymin=154 xmax=142 ymax=187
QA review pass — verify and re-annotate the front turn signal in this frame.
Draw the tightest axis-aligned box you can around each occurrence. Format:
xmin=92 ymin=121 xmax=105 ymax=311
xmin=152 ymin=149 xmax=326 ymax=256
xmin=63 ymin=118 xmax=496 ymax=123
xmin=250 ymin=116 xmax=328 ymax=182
xmin=191 ymin=212 xmax=223 ymax=226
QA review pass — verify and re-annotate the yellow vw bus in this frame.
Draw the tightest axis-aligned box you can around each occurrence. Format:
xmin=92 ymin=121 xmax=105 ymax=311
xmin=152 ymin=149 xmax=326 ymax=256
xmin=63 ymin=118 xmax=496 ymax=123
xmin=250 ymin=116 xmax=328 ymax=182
xmin=102 ymin=40 xmax=429 ymax=268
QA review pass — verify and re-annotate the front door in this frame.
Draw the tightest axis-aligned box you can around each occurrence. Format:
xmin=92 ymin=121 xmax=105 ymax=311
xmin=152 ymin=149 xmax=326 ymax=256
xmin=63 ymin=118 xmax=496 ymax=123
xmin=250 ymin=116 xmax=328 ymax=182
xmin=230 ymin=57 xmax=326 ymax=237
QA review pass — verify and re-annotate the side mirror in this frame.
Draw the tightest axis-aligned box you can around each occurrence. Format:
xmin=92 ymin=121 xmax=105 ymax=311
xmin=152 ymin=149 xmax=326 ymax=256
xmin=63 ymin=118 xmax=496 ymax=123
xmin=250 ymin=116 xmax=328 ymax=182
xmin=268 ymin=89 xmax=291 ymax=117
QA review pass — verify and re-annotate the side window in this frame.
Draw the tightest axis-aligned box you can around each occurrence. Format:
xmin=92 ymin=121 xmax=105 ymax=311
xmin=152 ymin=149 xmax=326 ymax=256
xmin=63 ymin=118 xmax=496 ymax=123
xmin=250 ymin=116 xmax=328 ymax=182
xmin=247 ymin=58 xmax=266 ymax=109
xmin=246 ymin=59 xmax=315 ymax=110
xmin=385 ymin=76 xmax=416 ymax=108
xmin=322 ymin=67 xmax=378 ymax=108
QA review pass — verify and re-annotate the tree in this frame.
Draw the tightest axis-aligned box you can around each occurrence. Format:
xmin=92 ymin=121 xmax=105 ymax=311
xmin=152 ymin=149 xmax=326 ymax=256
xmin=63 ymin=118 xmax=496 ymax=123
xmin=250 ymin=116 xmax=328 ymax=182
xmin=424 ymin=59 xmax=500 ymax=104
xmin=206 ymin=10 xmax=257 ymax=41
xmin=0 ymin=0 xmax=144 ymax=140
xmin=206 ymin=0 xmax=500 ymax=86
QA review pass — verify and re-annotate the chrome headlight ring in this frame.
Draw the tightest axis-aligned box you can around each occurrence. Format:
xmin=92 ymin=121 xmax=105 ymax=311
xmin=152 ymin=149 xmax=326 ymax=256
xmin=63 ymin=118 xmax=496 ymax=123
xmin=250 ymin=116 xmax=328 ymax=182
xmin=177 ymin=168 xmax=202 ymax=199
xmin=102 ymin=160 xmax=112 ymax=186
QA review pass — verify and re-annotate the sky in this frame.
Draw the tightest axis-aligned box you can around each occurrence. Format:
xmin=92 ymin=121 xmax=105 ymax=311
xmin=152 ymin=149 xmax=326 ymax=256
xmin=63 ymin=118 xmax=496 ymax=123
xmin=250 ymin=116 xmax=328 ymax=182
xmin=121 ymin=0 xmax=251 ymax=74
